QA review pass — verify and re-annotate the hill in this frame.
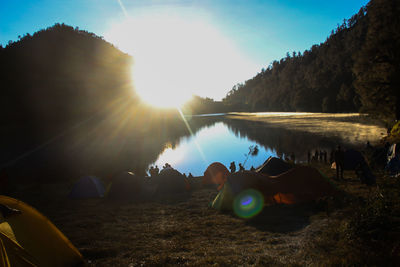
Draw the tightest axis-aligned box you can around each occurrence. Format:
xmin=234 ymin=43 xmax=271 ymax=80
xmin=221 ymin=0 xmax=400 ymax=126
xmin=0 ymin=23 xmax=136 ymax=134
xmin=0 ymin=24 xmax=195 ymax=181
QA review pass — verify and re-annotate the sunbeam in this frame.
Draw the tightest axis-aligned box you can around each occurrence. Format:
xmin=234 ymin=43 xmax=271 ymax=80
xmin=177 ymin=108 xmax=208 ymax=165
xmin=116 ymin=0 xmax=128 ymax=18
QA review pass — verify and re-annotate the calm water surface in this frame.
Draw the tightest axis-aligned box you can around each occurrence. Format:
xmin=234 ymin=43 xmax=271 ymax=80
xmin=151 ymin=113 xmax=387 ymax=176
xmin=154 ymin=122 xmax=276 ymax=176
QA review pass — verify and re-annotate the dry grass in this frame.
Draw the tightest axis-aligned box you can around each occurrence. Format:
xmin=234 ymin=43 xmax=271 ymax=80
xmin=8 ymin=162 xmax=399 ymax=266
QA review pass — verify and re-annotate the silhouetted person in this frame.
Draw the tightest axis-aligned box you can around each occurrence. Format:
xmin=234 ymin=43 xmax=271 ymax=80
xmin=315 ymin=150 xmax=319 ymax=162
xmin=163 ymin=163 xmax=171 ymax=169
xmin=154 ymin=165 xmax=159 ymax=175
xmin=188 ymin=173 xmax=193 ymax=178
xmin=250 ymin=166 xmax=255 ymax=171
xmin=319 ymin=150 xmax=323 ymax=161
xmin=334 ymin=145 xmax=344 ymax=180
xmin=149 ymin=166 xmax=155 ymax=177
xmin=239 ymin=163 xmax=245 ymax=172
xmin=307 ymin=150 xmax=311 ymax=164
xmin=323 ymin=150 xmax=327 ymax=163
xmin=229 ymin=161 xmax=236 ymax=173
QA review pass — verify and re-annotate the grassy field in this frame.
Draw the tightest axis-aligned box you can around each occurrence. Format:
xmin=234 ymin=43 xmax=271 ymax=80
xmin=8 ymin=162 xmax=400 ymax=266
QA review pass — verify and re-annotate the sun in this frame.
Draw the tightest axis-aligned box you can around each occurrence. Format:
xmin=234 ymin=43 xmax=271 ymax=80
xmin=104 ymin=10 xmax=259 ymax=108
xmin=131 ymin=58 xmax=193 ymax=108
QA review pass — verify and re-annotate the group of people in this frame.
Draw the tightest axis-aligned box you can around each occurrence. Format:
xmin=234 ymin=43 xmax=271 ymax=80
xmin=148 ymin=165 xmax=160 ymax=177
xmin=307 ymin=147 xmax=344 ymax=180
xmin=148 ymin=163 xmax=194 ymax=178
xmin=229 ymin=161 xmax=257 ymax=173
xmin=229 ymin=161 xmax=246 ymax=173
xmin=148 ymin=163 xmax=172 ymax=177
xmin=308 ymin=150 xmax=329 ymax=163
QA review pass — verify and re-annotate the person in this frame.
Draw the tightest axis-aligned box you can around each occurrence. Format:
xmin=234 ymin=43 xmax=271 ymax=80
xmin=163 ymin=163 xmax=171 ymax=169
xmin=188 ymin=173 xmax=193 ymax=178
xmin=334 ymin=145 xmax=345 ymax=180
xmin=323 ymin=150 xmax=327 ymax=163
xmin=149 ymin=166 xmax=155 ymax=177
xmin=154 ymin=165 xmax=159 ymax=175
xmin=290 ymin=152 xmax=295 ymax=162
xmin=229 ymin=161 xmax=236 ymax=173
xmin=307 ymin=150 xmax=311 ymax=164
xmin=250 ymin=166 xmax=255 ymax=171
xmin=314 ymin=150 xmax=319 ymax=162
xmin=239 ymin=163 xmax=245 ymax=172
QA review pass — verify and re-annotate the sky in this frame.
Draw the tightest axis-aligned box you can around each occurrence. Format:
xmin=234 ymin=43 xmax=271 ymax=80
xmin=0 ymin=0 xmax=369 ymax=102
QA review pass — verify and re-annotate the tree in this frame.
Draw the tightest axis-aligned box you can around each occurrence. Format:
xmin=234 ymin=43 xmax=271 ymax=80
xmin=353 ymin=0 xmax=400 ymax=123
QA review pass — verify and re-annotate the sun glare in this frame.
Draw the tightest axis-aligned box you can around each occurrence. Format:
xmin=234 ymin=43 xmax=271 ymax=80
xmin=104 ymin=10 xmax=259 ymax=108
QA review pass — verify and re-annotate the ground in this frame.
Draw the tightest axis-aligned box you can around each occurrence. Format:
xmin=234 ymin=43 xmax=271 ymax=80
xmin=7 ymin=162 xmax=400 ymax=266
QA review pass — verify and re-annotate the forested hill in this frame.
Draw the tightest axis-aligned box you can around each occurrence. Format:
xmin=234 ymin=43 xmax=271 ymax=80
xmin=0 ymin=23 xmax=136 ymax=132
xmin=222 ymin=0 xmax=400 ymax=125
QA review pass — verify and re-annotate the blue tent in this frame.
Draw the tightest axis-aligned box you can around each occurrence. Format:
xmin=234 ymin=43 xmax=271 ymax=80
xmin=69 ymin=176 xmax=105 ymax=199
xmin=386 ymin=156 xmax=400 ymax=176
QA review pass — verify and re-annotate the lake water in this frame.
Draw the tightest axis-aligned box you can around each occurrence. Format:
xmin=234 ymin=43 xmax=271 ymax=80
xmin=151 ymin=113 xmax=387 ymax=176
xmin=3 ymin=112 xmax=387 ymax=181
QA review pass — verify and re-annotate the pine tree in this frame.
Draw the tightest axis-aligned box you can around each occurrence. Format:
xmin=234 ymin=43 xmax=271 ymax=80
xmin=353 ymin=0 xmax=400 ymax=123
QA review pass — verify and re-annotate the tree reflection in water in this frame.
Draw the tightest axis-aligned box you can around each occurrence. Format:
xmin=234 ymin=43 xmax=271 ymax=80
xmin=4 ymin=112 xmax=386 ymax=181
xmin=152 ymin=113 xmax=386 ymax=175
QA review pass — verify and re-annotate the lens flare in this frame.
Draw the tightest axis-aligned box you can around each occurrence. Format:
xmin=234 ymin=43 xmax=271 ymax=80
xmin=233 ymin=189 xmax=264 ymax=218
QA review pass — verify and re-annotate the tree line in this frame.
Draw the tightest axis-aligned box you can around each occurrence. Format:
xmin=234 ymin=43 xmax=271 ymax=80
xmin=189 ymin=0 xmax=399 ymax=126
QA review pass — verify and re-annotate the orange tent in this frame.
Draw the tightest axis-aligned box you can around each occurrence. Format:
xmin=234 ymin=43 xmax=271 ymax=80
xmin=256 ymin=157 xmax=292 ymax=176
xmin=203 ymin=162 xmax=230 ymax=190
xmin=221 ymin=166 xmax=338 ymax=206
xmin=267 ymin=166 xmax=339 ymax=204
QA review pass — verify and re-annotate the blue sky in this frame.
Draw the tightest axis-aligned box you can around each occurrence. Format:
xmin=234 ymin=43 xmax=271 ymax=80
xmin=0 ymin=0 xmax=369 ymax=101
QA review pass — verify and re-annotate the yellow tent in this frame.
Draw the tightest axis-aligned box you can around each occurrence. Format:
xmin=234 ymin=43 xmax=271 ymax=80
xmin=0 ymin=195 xmax=82 ymax=267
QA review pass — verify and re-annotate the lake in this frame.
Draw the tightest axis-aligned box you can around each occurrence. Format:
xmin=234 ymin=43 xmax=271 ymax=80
xmin=2 ymin=112 xmax=387 ymax=181
xmin=151 ymin=112 xmax=387 ymax=176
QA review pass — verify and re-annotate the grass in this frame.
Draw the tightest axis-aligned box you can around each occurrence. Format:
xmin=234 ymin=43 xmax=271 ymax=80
xmin=6 ymin=161 xmax=400 ymax=266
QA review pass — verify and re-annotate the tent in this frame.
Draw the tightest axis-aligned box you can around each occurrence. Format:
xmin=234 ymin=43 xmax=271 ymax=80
xmin=387 ymin=143 xmax=399 ymax=162
xmin=256 ymin=157 xmax=292 ymax=176
xmin=108 ymin=172 xmax=143 ymax=200
xmin=154 ymin=168 xmax=190 ymax=195
xmin=203 ymin=162 xmax=230 ymax=190
xmin=68 ymin=176 xmax=105 ymax=199
xmin=0 ymin=195 xmax=82 ymax=267
xmin=212 ymin=166 xmax=338 ymax=212
xmin=385 ymin=156 xmax=400 ymax=176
